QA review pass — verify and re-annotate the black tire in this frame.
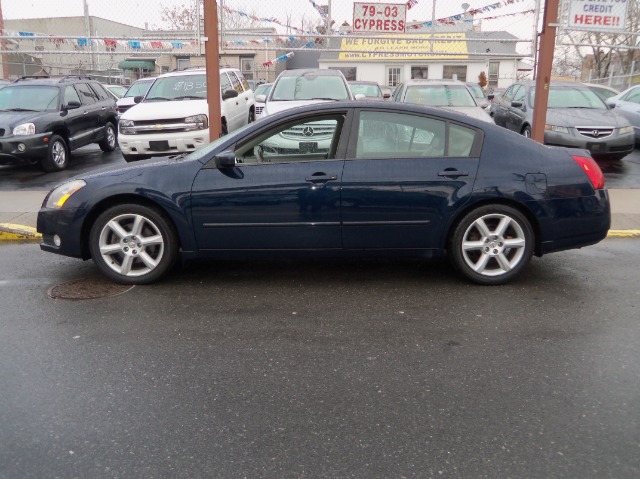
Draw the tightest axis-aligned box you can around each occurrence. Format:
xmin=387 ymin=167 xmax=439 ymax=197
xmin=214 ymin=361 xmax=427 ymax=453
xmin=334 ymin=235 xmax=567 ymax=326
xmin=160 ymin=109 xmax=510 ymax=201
xmin=449 ymin=205 xmax=534 ymax=285
xmin=248 ymin=108 xmax=255 ymax=123
xmin=41 ymin=135 xmax=69 ymax=172
xmin=89 ymin=204 xmax=179 ymax=285
xmin=221 ymin=120 xmax=228 ymax=136
xmin=99 ymin=122 xmax=117 ymax=152
xmin=522 ymin=125 xmax=532 ymax=138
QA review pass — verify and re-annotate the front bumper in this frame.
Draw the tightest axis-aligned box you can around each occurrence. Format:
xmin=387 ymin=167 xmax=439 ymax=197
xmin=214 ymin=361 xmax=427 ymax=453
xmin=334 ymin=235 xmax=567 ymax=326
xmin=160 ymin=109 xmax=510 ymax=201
xmin=0 ymin=133 xmax=50 ymax=165
xmin=118 ymin=129 xmax=210 ymax=157
xmin=37 ymin=206 xmax=87 ymax=259
xmin=545 ymin=130 xmax=635 ymax=157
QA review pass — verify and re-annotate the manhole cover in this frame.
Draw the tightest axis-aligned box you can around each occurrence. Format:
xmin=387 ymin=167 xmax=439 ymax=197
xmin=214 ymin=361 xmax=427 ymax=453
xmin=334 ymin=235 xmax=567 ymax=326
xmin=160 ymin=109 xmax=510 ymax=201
xmin=48 ymin=278 xmax=134 ymax=300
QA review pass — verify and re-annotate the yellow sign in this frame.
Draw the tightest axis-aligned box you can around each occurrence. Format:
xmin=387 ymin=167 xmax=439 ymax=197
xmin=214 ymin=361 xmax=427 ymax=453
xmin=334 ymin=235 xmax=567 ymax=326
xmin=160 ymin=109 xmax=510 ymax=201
xmin=338 ymin=33 xmax=468 ymax=61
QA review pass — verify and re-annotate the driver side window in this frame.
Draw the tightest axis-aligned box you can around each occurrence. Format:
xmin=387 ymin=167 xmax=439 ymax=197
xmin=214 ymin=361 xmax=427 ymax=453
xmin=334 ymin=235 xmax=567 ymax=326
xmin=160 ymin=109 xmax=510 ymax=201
xmin=235 ymin=115 xmax=343 ymax=164
xmin=64 ymin=86 xmax=81 ymax=105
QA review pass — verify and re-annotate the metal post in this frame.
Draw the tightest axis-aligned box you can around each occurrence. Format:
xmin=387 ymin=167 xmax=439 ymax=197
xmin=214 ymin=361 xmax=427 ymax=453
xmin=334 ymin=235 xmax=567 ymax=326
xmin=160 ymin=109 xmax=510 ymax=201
xmin=608 ymin=66 xmax=614 ymax=87
xmin=629 ymin=61 xmax=636 ymax=89
xmin=327 ymin=0 xmax=332 ymax=35
xmin=195 ymin=0 xmax=202 ymax=55
xmin=531 ymin=0 xmax=560 ymax=143
xmin=83 ymin=0 xmax=94 ymax=70
xmin=430 ymin=0 xmax=436 ymax=53
xmin=203 ymin=0 xmax=222 ymax=139
xmin=219 ymin=0 xmax=224 ymax=54
xmin=0 ymin=0 xmax=9 ymax=80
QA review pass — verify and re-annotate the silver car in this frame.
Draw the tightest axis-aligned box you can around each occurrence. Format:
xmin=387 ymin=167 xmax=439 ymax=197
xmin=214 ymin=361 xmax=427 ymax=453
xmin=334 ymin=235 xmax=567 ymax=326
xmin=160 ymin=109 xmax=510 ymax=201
xmin=492 ymin=80 xmax=635 ymax=161
xmin=393 ymin=79 xmax=494 ymax=123
xmin=605 ymin=85 xmax=640 ymax=146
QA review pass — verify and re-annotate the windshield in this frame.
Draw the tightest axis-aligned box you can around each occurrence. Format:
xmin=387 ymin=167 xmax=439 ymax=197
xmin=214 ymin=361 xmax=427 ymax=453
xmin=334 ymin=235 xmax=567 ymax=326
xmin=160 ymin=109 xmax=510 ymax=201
xmin=271 ymin=74 xmax=350 ymax=101
xmin=530 ymin=86 xmax=607 ymax=109
xmin=107 ymin=85 xmax=128 ymax=98
xmin=254 ymin=84 xmax=272 ymax=97
xmin=0 ymin=85 xmax=60 ymax=111
xmin=403 ymin=85 xmax=477 ymax=107
xmin=186 ymin=121 xmax=256 ymax=162
xmin=144 ymin=75 xmax=207 ymax=101
xmin=350 ymin=83 xmax=382 ymax=97
xmin=466 ymin=84 xmax=485 ymax=99
xmin=124 ymin=80 xmax=154 ymax=98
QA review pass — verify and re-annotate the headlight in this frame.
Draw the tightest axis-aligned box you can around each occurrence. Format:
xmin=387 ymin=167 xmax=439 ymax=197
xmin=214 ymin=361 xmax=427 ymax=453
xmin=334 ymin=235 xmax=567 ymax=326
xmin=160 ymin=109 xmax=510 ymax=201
xmin=13 ymin=123 xmax=36 ymax=136
xmin=545 ymin=124 xmax=570 ymax=134
xmin=619 ymin=126 xmax=634 ymax=135
xmin=119 ymin=119 xmax=135 ymax=135
xmin=45 ymin=180 xmax=86 ymax=209
xmin=184 ymin=114 xmax=208 ymax=130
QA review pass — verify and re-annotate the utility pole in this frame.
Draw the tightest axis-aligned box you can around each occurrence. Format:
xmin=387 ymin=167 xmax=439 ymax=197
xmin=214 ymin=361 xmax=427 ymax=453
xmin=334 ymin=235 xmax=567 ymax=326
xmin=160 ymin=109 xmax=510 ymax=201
xmin=531 ymin=0 xmax=560 ymax=143
xmin=203 ymin=0 xmax=222 ymax=139
xmin=0 ymin=0 xmax=9 ymax=80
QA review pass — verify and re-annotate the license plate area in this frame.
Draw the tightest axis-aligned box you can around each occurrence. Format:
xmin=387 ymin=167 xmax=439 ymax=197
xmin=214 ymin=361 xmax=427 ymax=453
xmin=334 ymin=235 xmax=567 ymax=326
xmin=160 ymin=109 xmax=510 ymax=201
xmin=149 ymin=140 xmax=169 ymax=152
xmin=586 ymin=142 xmax=606 ymax=152
xmin=299 ymin=141 xmax=318 ymax=153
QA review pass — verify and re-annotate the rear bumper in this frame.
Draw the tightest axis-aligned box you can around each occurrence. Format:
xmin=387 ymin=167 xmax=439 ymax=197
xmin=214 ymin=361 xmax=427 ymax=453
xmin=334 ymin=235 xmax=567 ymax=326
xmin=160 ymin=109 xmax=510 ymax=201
xmin=539 ymin=189 xmax=611 ymax=254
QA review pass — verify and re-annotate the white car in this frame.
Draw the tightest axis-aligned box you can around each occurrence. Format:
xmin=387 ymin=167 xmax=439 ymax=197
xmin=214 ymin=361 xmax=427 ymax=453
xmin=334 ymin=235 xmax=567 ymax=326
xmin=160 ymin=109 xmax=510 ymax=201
xmin=606 ymin=85 xmax=640 ymax=145
xmin=118 ymin=67 xmax=255 ymax=162
xmin=256 ymin=69 xmax=355 ymax=118
xmin=116 ymin=77 xmax=155 ymax=117
xmin=255 ymin=69 xmax=354 ymax=159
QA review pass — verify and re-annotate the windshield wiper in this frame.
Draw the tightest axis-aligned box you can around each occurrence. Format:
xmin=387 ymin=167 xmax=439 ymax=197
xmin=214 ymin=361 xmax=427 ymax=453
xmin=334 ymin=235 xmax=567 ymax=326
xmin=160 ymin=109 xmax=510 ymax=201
xmin=309 ymin=97 xmax=338 ymax=101
xmin=6 ymin=108 xmax=38 ymax=112
xmin=144 ymin=97 xmax=171 ymax=102
xmin=173 ymin=96 xmax=203 ymax=100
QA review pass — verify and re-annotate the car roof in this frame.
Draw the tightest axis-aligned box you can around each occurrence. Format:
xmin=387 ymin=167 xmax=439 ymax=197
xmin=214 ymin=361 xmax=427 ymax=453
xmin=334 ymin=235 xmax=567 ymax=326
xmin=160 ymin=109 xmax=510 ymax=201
xmin=278 ymin=69 xmax=345 ymax=78
xmin=349 ymin=81 xmax=378 ymax=85
xmin=582 ymin=83 xmax=619 ymax=93
xmin=7 ymin=75 xmax=98 ymax=86
xmin=403 ymin=79 xmax=466 ymax=87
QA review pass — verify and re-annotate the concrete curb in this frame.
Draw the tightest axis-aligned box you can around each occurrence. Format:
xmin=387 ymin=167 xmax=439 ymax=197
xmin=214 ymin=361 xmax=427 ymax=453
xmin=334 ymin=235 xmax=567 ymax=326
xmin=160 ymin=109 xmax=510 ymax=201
xmin=1 ymin=223 xmax=639 ymax=242
xmin=0 ymin=223 xmax=42 ymax=241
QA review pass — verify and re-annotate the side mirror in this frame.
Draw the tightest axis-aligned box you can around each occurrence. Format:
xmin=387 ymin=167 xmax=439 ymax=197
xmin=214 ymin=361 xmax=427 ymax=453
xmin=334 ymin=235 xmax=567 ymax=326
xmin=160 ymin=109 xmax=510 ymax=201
xmin=354 ymin=93 xmax=366 ymax=100
xmin=511 ymin=100 xmax=524 ymax=109
xmin=214 ymin=150 xmax=237 ymax=168
xmin=255 ymin=94 xmax=266 ymax=103
xmin=65 ymin=100 xmax=81 ymax=110
xmin=134 ymin=95 xmax=143 ymax=104
xmin=222 ymin=89 xmax=239 ymax=100
xmin=605 ymin=99 xmax=615 ymax=109
xmin=487 ymin=94 xmax=495 ymax=101
xmin=383 ymin=92 xmax=391 ymax=99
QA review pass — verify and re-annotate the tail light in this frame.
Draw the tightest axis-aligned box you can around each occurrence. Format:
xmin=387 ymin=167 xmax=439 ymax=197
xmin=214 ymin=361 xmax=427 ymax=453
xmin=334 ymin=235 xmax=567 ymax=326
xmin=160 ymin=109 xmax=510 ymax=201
xmin=571 ymin=155 xmax=605 ymax=190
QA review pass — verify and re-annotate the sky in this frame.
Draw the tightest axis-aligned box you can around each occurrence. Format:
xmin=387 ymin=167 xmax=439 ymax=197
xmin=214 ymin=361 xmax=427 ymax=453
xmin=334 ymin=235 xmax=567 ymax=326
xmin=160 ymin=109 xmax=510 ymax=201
xmin=3 ymin=0 xmax=538 ymax=37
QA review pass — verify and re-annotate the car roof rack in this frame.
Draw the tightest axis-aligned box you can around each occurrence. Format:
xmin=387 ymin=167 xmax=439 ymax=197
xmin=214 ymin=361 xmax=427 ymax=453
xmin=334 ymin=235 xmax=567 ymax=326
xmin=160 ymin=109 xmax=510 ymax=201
xmin=15 ymin=75 xmax=51 ymax=81
xmin=13 ymin=74 xmax=96 ymax=83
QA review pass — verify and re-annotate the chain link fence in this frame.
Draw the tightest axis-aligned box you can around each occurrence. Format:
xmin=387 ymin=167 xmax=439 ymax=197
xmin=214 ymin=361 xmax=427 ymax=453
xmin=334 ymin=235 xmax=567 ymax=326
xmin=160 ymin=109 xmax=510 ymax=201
xmin=1 ymin=0 xmax=538 ymax=87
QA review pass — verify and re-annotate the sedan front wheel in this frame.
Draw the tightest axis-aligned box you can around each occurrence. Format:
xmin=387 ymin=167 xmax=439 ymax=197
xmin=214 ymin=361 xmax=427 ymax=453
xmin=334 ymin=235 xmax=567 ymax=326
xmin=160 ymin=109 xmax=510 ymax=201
xmin=89 ymin=204 xmax=179 ymax=284
xmin=450 ymin=205 xmax=534 ymax=285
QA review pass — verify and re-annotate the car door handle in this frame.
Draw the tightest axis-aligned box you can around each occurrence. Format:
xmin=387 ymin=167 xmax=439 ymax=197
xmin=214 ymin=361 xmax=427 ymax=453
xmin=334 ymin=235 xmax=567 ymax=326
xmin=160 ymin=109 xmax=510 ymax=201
xmin=83 ymin=111 xmax=89 ymax=115
xmin=101 ymin=107 xmax=106 ymax=111
xmin=305 ymin=175 xmax=338 ymax=183
xmin=438 ymin=169 xmax=469 ymax=178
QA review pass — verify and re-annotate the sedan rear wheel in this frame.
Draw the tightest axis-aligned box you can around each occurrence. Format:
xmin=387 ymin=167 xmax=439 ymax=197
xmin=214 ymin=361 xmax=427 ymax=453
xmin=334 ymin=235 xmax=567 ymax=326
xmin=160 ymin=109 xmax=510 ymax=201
xmin=522 ymin=125 xmax=532 ymax=138
xmin=89 ymin=204 xmax=178 ymax=284
xmin=450 ymin=205 xmax=534 ymax=285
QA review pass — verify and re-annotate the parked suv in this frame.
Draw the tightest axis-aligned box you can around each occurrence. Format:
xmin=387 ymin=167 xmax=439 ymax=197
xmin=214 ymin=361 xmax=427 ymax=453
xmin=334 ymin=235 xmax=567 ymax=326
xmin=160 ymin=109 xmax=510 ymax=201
xmin=118 ymin=67 xmax=255 ymax=162
xmin=0 ymin=75 xmax=118 ymax=171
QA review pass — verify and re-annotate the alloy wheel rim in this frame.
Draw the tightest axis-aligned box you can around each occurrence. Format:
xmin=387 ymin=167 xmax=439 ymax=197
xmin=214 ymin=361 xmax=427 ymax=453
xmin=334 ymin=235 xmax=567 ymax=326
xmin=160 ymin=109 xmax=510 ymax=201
xmin=52 ymin=141 xmax=66 ymax=165
xmin=98 ymin=213 xmax=165 ymax=277
xmin=107 ymin=126 xmax=116 ymax=147
xmin=461 ymin=213 xmax=527 ymax=277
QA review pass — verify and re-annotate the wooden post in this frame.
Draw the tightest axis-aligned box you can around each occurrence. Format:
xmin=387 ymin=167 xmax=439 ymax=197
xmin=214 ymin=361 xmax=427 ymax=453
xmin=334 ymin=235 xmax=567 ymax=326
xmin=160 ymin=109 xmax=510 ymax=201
xmin=203 ymin=0 xmax=222 ymax=139
xmin=531 ymin=0 xmax=560 ymax=143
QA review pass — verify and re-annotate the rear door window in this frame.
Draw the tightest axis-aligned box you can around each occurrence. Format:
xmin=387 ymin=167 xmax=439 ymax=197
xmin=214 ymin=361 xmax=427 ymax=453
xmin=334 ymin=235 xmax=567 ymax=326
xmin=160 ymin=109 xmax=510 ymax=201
xmin=75 ymin=83 xmax=99 ymax=105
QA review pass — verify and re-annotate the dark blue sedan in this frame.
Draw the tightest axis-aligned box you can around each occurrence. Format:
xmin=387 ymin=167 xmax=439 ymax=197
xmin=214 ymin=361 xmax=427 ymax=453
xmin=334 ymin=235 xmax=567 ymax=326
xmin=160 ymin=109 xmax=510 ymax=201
xmin=37 ymin=102 xmax=610 ymax=285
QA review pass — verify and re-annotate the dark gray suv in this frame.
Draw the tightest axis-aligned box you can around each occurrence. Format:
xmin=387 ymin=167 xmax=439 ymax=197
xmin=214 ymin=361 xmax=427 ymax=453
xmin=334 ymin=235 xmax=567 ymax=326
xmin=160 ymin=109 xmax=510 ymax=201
xmin=0 ymin=75 xmax=118 ymax=171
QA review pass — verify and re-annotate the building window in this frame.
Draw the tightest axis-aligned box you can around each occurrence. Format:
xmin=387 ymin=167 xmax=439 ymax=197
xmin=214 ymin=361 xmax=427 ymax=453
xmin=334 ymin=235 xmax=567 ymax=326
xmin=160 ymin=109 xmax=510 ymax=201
xmin=240 ymin=56 xmax=254 ymax=80
xmin=387 ymin=67 xmax=401 ymax=86
xmin=488 ymin=61 xmax=499 ymax=87
xmin=443 ymin=65 xmax=467 ymax=82
xmin=411 ymin=66 xmax=428 ymax=79
xmin=176 ymin=58 xmax=190 ymax=70
xmin=330 ymin=67 xmax=356 ymax=81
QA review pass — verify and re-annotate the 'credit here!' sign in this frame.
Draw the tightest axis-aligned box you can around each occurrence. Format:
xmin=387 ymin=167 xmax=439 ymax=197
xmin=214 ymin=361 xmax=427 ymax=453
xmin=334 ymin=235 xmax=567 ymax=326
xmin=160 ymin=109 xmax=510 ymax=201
xmin=352 ymin=2 xmax=407 ymax=33
xmin=567 ymin=0 xmax=629 ymax=31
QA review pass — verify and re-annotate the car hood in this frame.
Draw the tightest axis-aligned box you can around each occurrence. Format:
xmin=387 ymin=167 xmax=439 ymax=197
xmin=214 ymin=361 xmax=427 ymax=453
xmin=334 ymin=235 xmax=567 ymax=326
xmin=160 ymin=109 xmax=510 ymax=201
xmin=546 ymin=108 xmax=629 ymax=127
xmin=443 ymin=106 xmax=494 ymax=123
xmin=0 ymin=110 xmax=50 ymax=128
xmin=116 ymin=97 xmax=137 ymax=107
xmin=262 ymin=99 xmax=338 ymax=117
xmin=121 ymin=99 xmax=207 ymax=121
